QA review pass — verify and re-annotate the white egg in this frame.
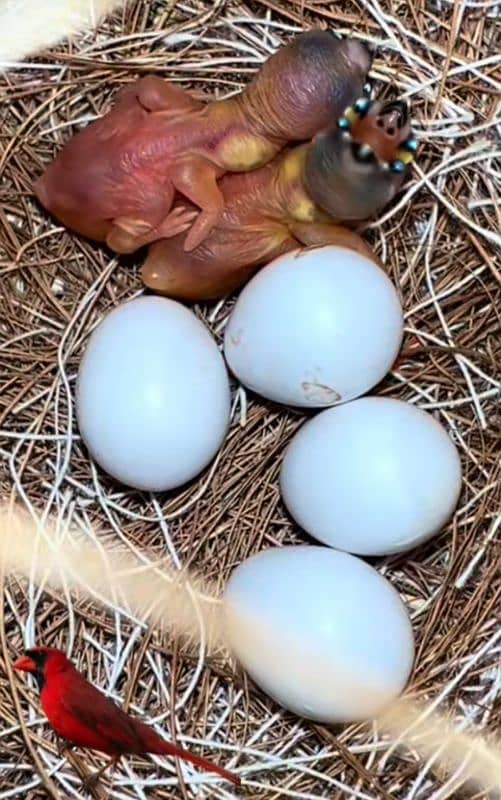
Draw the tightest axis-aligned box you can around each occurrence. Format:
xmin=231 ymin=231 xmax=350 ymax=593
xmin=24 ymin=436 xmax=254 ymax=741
xmin=223 ymin=245 xmax=403 ymax=407
xmin=76 ymin=296 xmax=230 ymax=491
xmin=223 ymin=545 xmax=414 ymax=723
xmin=280 ymin=397 xmax=462 ymax=556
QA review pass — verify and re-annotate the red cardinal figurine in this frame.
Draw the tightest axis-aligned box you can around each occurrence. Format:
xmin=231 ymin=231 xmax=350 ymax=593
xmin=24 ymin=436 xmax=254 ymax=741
xmin=14 ymin=646 xmax=240 ymax=787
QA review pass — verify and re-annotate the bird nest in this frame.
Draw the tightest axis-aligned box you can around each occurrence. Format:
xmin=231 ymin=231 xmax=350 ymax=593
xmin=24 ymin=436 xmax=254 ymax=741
xmin=0 ymin=1 xmax=500 ymax=798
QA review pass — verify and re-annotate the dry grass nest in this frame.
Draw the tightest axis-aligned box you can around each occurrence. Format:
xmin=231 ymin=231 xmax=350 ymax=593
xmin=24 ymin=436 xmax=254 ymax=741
xmin=0 ymin=1 xmax=500 ymax=799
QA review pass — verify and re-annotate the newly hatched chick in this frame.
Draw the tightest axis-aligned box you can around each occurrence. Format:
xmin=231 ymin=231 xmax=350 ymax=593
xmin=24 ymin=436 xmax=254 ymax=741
xmin=142 ymin=96 xmax=417 ymax=299
xmin=34 ymin=30 xmax=371 ymax=253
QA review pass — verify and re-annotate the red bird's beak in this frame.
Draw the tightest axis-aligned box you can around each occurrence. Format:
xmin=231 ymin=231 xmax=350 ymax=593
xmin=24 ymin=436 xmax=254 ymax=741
xmin=13 ymin=655 xmax=37 ymax=673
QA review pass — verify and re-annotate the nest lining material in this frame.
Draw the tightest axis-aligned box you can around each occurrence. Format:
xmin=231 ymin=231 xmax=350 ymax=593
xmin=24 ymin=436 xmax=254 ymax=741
xmin=0 ymin=1 xmax=500 ymax=798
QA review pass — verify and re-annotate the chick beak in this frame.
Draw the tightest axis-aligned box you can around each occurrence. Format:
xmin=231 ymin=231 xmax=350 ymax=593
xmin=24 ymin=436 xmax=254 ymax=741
xmin=13 ymin=655 xmax=37 ymax=673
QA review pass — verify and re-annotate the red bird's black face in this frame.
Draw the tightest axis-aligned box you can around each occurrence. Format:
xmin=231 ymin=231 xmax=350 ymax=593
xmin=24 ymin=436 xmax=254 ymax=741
xmin=14 ymin=649 xmax=48 ymax=689
xmin=14 ymin=646 xmax=67 ymax=691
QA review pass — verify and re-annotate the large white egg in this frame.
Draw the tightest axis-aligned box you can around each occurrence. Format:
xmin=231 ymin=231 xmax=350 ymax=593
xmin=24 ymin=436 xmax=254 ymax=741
xmin=223 ymin=245 xmax=403 ymax=407
xmin=76 ymin=296 xmax=230 ymax=491
xmin=223 ymin=545 xmax=414 ymax=722
xmin=280 ymin=397 xmax=462 ymax=556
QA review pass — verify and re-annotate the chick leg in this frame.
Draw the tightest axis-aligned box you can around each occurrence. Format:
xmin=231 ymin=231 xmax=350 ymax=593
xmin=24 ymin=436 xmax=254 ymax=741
xmin=171 ymin=159 xmax=224 ymax=252
xmin=290 ymin=222 xmax=382 ymax=267
xmin=106 ymin=207 xmax=197 ymax=254
xmin=56 ymin=736 xmax=71 ymax=757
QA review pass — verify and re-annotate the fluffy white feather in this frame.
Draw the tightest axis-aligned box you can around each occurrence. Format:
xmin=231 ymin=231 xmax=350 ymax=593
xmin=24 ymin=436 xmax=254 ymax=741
xmin=0 ymin=0 xmax=130 ymax=65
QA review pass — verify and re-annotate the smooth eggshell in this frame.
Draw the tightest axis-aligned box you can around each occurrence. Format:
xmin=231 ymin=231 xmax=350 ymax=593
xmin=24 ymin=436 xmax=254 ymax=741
xmin=223 ymin=545 xmax=414 ymax=723
xmin=76 ymin=296 xmax=230 ymax=491
xmin=280 ymin=397 xmax=462 ymax=555
xmin=223 ymin=245 xmax=403 ymax=407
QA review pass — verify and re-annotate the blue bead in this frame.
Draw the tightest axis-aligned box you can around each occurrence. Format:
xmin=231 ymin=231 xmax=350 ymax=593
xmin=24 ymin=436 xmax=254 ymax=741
xmin=391 ymin=160 xmax=405 ymax=172
xmin=354 ymin=98 xmax=370 ymax=113
xmin=338 ymin=117 xmax=350 ymax=129
xmin=404 ymin=138 xmax=418 ymax=152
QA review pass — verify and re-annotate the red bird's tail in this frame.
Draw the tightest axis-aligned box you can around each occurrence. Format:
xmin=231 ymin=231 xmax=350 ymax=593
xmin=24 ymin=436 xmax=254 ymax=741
xmin=150 ymin=737 xmax=240 ymax=786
